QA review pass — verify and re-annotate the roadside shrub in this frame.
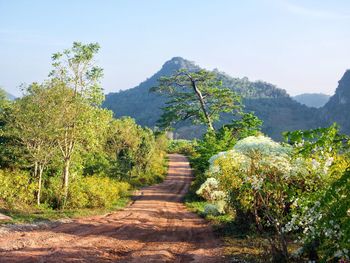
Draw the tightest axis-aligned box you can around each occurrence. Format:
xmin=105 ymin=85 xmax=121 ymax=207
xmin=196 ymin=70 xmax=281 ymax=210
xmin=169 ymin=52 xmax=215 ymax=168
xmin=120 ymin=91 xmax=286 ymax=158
xmin=44 ymin=175 xmax=130 ymax=209
xmin=69 ymin=175 xmax=130 ymax=209
xmin=285 ymin=169 xmax=350 ymax=262
xmin=206 ymin=136 xmax=296 ymax=261
xmin=0 ymin=169 xmax=36 ymax=208
xmin=283 ymin=125 xmax=350 ymax=261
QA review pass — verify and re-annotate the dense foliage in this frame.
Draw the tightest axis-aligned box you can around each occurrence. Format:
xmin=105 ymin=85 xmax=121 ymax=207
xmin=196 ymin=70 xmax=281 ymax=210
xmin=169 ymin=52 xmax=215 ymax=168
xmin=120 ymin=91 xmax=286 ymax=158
xmin=0 ymin=43 xmax=168 ymax=212
xmin=192 ymin=125 xmax=349 ymax=262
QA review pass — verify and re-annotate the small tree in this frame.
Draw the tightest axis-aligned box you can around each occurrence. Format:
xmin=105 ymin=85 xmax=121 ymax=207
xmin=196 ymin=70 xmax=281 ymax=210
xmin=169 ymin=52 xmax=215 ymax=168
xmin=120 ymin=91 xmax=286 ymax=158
xmin=8 ymin=83 xmax=57 ymax=205
xmin=151 ymin=69 xmax=241 ymax=131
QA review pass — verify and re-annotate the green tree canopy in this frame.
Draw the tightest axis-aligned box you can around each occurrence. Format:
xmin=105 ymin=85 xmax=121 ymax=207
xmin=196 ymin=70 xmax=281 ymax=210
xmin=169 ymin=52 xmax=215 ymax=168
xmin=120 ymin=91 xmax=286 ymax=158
xmin=151 ymin=69 xmax=241 ymax=131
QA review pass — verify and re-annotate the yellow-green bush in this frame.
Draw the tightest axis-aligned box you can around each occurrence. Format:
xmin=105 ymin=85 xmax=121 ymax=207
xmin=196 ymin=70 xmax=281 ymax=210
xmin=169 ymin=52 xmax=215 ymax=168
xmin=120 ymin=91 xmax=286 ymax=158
xmin=0 ymin=169 xmax=36 ymax=209
xmin=44 ymin=175 xmax=130 ymax=209
xmin=67 ymin=175 xmax=130 ymax=209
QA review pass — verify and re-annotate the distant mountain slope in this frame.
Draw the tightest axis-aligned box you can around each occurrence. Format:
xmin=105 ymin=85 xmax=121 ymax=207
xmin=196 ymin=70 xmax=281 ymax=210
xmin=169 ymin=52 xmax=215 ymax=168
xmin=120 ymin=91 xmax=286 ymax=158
xmin=321 ymin=70 xmax=350 ymax=134
xmin=0 ymin=88 xmax=15 ymax=101
xmin=5 ymin=91 xmax=15 ymax=100
xmin=103 ymin=57 xmax=199 ymax=128
xmin=293 ymin=93 xmax=330 ymax=108
xmin=103 ymin=57 xmax=321 ymax=140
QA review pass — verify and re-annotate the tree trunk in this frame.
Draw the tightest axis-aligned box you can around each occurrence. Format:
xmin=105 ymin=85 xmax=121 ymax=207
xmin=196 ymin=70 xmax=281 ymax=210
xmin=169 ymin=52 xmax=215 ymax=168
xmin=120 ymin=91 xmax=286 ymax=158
xmin=37 ymin=164 xmax=44 ymax=205
xmin=275 ymin=223 xmax=289 ymax=262
xmin=34 ymin=161 xmax=38 ymax=180
xmin=190 ymin=79 xmax=214 ymax=131
xmin=61 ymin=158 xmax=70 ymax=209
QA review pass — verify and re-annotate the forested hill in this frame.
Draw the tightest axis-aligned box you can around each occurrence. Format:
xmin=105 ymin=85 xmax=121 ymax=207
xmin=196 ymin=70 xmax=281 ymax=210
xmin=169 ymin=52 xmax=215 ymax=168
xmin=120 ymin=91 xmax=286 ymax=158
xmin=103 ymin=57 xmax=200 ymax=128
xmin=321 ymin=70 xmax=350 ymax=134
xmin=103 ymin=57 xmax=321 ymax=139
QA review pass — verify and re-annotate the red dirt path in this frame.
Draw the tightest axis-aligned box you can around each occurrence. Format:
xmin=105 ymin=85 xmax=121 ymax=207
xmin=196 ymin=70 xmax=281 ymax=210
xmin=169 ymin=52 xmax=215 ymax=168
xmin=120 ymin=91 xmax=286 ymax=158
xmin=0 ymin=154 xmax=225 ymax=262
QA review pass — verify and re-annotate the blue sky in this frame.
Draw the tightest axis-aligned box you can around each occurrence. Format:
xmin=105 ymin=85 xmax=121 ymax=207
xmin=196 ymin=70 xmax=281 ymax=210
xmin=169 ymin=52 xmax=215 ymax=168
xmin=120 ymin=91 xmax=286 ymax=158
xmin=1 ymin=0 xmax=349 ymax=96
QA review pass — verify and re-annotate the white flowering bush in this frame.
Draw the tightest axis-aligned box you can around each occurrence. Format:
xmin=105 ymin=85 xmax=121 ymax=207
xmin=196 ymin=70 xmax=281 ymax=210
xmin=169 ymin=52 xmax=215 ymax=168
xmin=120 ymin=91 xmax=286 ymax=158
xmin=284 ymin=169 xmax=350 ymax=262
xmin=284 ymin=125 xmax=350 ymax=261
xmin=195 ymin=125 xmax=350 ymax=261
xmin=206 ymin=135 xmax=300 ymax=260
xmin=196 ymin=177 xmax=227 ymax=214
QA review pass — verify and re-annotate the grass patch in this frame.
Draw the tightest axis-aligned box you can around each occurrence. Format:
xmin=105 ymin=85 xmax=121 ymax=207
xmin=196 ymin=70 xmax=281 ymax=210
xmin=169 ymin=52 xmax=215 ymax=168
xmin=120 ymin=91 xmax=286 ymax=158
xmin=0 ymin=197 xmax=130 ymax=225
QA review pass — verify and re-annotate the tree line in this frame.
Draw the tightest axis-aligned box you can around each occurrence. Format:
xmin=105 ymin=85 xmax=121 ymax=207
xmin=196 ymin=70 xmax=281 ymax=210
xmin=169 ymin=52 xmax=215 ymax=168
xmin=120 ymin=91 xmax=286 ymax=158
xmin=0 ymin=42 xmax=167 ymax=210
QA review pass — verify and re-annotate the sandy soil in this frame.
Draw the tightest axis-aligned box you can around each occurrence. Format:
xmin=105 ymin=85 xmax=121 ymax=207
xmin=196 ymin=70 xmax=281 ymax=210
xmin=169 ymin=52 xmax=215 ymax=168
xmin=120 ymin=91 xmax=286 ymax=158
xmin=0 ymin=154 xmax=225 ymax=263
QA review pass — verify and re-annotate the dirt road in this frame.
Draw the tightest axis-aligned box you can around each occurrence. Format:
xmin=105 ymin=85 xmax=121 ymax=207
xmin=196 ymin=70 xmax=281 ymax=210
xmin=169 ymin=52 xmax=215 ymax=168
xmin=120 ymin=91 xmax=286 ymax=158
xmin=0 ymin=154 xmax=225 ymax=262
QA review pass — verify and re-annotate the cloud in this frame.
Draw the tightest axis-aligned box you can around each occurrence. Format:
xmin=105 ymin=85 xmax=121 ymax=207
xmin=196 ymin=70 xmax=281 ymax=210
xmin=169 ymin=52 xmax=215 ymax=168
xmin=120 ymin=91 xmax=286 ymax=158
xmin=275 ymin=0 xmax=350 ymax=20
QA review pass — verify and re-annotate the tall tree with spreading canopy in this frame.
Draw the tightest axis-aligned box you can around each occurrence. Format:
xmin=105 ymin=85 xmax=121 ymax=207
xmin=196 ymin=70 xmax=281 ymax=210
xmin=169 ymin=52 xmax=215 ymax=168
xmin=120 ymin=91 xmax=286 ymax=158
xmin=151 ymin=69 xmax=241 ymax=131
xmin=48 ymin=42 xmax=109 ymax=207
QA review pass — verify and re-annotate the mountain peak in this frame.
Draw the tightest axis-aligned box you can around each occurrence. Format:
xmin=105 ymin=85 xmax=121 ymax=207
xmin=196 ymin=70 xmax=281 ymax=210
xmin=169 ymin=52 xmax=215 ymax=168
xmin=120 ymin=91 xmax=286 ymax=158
xmin=161 ymin=57 xmax=200 ymax=73
xmin=334 ymin=69 xmax=350 ymax=105
xmin=321 ymin=69 xmax=350 ymax=133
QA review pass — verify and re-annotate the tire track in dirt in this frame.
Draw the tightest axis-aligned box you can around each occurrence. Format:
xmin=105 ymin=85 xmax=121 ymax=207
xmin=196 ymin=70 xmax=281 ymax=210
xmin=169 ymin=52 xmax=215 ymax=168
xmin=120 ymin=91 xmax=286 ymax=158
xmin=0 ymin=154 xmax=225 ymax=262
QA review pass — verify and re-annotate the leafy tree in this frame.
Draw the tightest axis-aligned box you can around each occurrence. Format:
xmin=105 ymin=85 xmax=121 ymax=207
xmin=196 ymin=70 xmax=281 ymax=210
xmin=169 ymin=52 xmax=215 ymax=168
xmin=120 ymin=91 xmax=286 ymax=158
xmin=0 ymin=108 xmax=23 ymax=168
xmin=191 ymin=113 xmax=263 ymax=179
xmin=8 ymin=83 xmax=58 ymax=205
xmin=48 ymin=42 xmax=109 ymax=208
xmin=0 ymin=88 xmax=17 ymax=168
xmin=104 ymin=117 xmax=168 ymax=185
xmin=49 ymin=42 xmax=104 ymax=105
xmin=151 ymin=69 xmax=241 ymax=131
xmin=0 ymin=88 xmax=9 ymax=138
xmin=0 ymin=87 xmax=11 ymax=133
xmin=222 ymin=112 xmax=263 ymax=139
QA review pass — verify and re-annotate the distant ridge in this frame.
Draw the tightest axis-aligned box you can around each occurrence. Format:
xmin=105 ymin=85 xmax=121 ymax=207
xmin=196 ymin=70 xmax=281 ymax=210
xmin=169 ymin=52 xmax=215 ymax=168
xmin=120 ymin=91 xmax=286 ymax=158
xmin=293 ymin=93 xmax=330 ymax=108
xmin=103 ymin=57 xmax=329 ymax=139
xmin=5 ymin=91 xmax=16 ymax=100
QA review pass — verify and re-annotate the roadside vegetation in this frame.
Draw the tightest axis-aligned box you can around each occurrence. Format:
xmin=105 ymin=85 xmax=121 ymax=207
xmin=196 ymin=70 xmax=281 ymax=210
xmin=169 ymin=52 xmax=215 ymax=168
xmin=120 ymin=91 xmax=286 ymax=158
xmin=0 ymin=42 xmax=168 ymax=223
xmin=174 ymin=124 xmax=349 ymax=263
xmin=155 ymin=68 xmax=349 ymax=262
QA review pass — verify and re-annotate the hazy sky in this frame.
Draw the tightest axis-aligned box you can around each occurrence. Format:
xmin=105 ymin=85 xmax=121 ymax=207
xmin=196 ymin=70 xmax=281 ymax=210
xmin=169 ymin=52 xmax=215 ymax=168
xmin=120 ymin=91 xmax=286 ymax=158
xmin=1 ymin=0 xmax=349 ymax=97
